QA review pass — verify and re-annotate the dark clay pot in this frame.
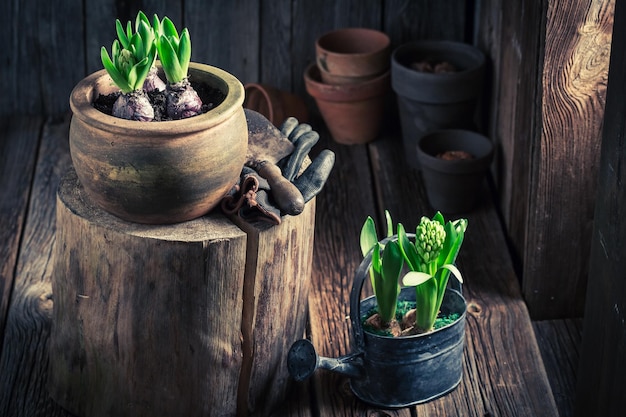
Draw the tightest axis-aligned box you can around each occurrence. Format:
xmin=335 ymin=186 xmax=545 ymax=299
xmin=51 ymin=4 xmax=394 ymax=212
xmin=287 ymin=235 xmax=466 ymax=408
xmin=417 ymin=129 xmax=494 ymax=214
xmin=391 ymin=41 xmax=486 ymax=169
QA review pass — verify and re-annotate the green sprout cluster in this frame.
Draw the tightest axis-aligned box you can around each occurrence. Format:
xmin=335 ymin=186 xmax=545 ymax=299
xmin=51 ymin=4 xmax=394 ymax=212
xmin=100 ymin=11 xmax=192 ymax=93
xmin=399 ymin=212 xmax=467 ymax=333
xmin=360 ymin=211 xmax=403 ymax=327
xmin=360 ymin=211 xmax=467 ymax=334
xmin=155 ymin=17 xmax=192 ymax=84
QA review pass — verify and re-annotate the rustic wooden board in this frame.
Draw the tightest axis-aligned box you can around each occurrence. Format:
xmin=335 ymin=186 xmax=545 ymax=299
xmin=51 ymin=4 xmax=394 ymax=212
xmin=533 ymin=319 xmax=582 ymax=417
xmin=575 ymin=0 xmax=626 ymax=413
xmin=383 ymin=0 xmax=468 ymax=45
xmin=486 ymin=0 xmax=545 ymax=268
xmin=0 ymin=117 xmax=43 ymax=346
xmin=186 ymin=0 xmax=260 ymax=84
xmin=0 ymin=116 xmax=73 ymax=417
xmin=523 ymin=0 xmax=615 ymax=319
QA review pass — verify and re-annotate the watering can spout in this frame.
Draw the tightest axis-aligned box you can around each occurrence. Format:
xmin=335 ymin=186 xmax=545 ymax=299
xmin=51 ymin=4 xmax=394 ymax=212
xmin=287 ymin=339 xmax=364 ymax=381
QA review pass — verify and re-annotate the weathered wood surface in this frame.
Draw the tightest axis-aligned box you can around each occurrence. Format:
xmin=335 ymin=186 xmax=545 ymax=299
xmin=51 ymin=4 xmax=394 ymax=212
xmin=534 ymin=319 xmax=583 ymax=417
xmin=50 ymin=170 xmax=248 ymax=417
xmin=226 ymin=203 xmax=316 ymax=417
xmin=481 ymin=0 xmax=615 ymax=319
xmin=522 ymin=0 xmax=615 ymax=319
xmin=575 ymin=0 xmax=626 ymax=414
xmin=0 ymin=113 xmax=572 ymax=416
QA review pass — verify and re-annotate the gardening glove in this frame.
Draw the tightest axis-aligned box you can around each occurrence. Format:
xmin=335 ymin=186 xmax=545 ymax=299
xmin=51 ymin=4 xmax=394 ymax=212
xmin=221 ymin=166 xmax=282 ymax=225
xmin=278 ymin=117 xmax=336 ymax=203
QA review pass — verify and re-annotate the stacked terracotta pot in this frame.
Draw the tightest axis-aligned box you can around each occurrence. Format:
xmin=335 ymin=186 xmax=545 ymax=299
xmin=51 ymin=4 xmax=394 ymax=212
xmin=304 ymin=28 xmax=391 ymax=145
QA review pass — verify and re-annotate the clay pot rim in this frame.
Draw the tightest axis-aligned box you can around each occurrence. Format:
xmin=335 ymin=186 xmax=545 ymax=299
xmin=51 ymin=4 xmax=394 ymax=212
xmin=417 ymin=129 xmax=494 ymax=174
xmin=392 ymin=40 xmax=485 ymax=80
xmin=304 ymin=64 xmax=390 ymax=102
xmin=316 ymin=27 xmax=391 ymax=57
xmin=70 ymin=62 xmax=244 ymax=137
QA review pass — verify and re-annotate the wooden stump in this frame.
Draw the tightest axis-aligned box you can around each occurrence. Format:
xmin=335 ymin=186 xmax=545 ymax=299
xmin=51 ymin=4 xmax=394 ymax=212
xmin=48 ymin=168 xmax=315 ymax=417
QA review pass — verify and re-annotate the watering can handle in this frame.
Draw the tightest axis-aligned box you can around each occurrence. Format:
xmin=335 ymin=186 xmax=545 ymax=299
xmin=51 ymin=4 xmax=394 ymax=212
xmin=349 ymin=234 xmax=413 ymax=351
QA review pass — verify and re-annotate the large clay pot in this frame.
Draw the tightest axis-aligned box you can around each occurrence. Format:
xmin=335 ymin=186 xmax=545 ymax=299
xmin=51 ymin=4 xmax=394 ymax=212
xmin=69 ymin=62 xmax=248 ymax=224
xmin=417 ymin=129 xmax=494 ymax=213
xmin=243 ymin=83 xmax=309 ymax=127
xmin=392 ymin=41 xmax=486 ymax=169
xmin=315 ymin=28 xmax=390 ymax=85
xmin=304 ymin=64 xmax=389 ymax=145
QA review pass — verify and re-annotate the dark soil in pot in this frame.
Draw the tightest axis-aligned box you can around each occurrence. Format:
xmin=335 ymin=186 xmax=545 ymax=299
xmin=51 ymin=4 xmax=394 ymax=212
xmin=417 ymin=129 xmax=493 ymax=214
xmin=93 ymin=81 xmax=226 ymax=121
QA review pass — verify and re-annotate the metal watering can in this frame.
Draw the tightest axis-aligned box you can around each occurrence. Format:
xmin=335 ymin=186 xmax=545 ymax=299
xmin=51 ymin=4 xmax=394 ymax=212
xmin=287 ymin=236 xmax=467 ymax=409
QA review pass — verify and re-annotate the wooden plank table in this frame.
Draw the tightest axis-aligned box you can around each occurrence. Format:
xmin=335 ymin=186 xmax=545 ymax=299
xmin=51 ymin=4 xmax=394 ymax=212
xmin=1 ymin=114 xmax=563 ymax=416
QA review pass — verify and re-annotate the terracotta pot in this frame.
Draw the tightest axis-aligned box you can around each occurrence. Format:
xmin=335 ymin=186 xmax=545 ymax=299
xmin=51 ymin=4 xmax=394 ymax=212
xmin=243 ymin=83 xmax=309 ymax=127
xmin=304 ymin=64 xmax=389 ymax=145
xmin=69 ymin=62 xmax=248 ymax=224
xmin=417 ymin=129 xmax=494 ymax=213
xmin=316 ymin=28 xmax=390 ymax=85
xmin=391 ymin=41 xmax=486 ymax=169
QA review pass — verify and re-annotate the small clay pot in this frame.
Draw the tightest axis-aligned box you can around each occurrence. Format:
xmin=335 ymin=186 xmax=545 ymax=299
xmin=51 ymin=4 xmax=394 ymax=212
xmin=392 ymin=40 xmax=486 ymax=169
xmin=416 ymin=129 xmax=494 ymax=213
xmin=304 ymin=64 xmax=390 ymax=145
xmin=316 ymin=28 xmax=390 ymax=85
xmin=69 ymin=62 xmax=248 ymax=224
xmin=244 ymin=83 xmax=309 ymax=127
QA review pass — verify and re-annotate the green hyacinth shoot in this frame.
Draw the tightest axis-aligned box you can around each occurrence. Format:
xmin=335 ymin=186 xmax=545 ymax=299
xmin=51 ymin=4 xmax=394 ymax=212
xmin=100 ymin=12 xmax=157 ymax=93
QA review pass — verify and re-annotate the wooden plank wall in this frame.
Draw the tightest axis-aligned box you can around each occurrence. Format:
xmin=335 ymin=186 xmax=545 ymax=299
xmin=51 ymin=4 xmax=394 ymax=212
xmin=0 ymin=0 xmax=470 ymax=117
xmin=575 ymin=0 xmax=626 ymax=413
xmin=479 ymin=0 xmax=615 ymax=319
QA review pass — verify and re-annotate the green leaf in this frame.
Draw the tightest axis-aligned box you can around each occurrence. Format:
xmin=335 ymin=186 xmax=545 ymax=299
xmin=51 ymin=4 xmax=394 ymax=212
xmin=377 ymin=240 xmax=403 ymax=324
xmin=178 ymin=28 xmax=191 ymax=77
xmin=360 ymin=216 xmax=378 ymax=257
xmin=100 ymin=46 xmax=132 ymax=93
xmin=441 ymin=263 xmax=463 ymax=284
xmin=135 ymin=11 xmax=150 ymax=31
xmin=157 ymin=34 xmax=184 ymax=83
xmin=385 ymin=210 xmax=393 ymax=238
xmin=116 ymin=19 xmax=130 ymax=49
xmin=433 ymin=211 xmax=445 ymax=226
xmin=161 ymin=17 xmax=179 ymax=40
xmin=402 ymin=271 xmax=433 ymax=287
xmin=398 ymin=224 xmax=420 ymax=271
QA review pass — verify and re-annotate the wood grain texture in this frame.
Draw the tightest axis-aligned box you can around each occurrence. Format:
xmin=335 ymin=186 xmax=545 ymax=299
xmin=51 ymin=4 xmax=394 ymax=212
xmin=186 ymin=0 xmax=260 ymax=84
xmin=49 ymin=170 xmax=248 ymax=417
xmin=533 ymin=319 xmax=582 ymax=417
xmin=0 ymin=117 xmax=43 ymax=347
xmin=0 ymin=116 xmax=73 ymax=417
xmin=575 ymin=0 xmax=626 ymax=413
xmin=227 ymin=202 xmax=316 ymax=417
xmin=524 ymin=0 xmax=614 ymax=319
xmin=488 ymin=0 xmax=546 ymax=268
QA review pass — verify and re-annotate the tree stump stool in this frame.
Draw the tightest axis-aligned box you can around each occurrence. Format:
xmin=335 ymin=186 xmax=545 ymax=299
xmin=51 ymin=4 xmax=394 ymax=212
xmin=48 ymin=168 xmax=315 ymax=417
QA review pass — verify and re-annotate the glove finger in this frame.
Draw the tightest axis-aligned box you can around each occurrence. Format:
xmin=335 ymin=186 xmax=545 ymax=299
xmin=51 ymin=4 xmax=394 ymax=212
xmin=293 ymin=149 xmax=335 ymax=203
xmin=280 ymin=117 xmax=299 ymax=139
xmin=281 ymin=130 xmax=319 ymax=181
xmin=288 ymin=123 xmax=312 ymax=142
